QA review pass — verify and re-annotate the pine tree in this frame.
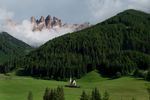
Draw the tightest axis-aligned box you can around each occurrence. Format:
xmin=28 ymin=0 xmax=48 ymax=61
xmin=28 ymin=91 xmax=33 ymax=100
xmin=43 ymin=88 xmax=50 ymax=100
xmin=132 ymin=97 xmax=136 ymax=100
xmin=146 ymin=70 xmax=150 ymax=81
xmin=49 ymin=89 xmax=56 ymax=100
xmin=91 ymin=88 xmax=101 ymax=100
xmin=80 ymin=91 xmax=89 ymax=100
xmin=43 ymin=86 xmax=65 ymax=100
xmin=57 ymin=86 xmax=65 ymax=100
xmin=147 ymin=86 xmax=150 ymax=100
xmin=103 ymin=91 xmax=110 ymax=100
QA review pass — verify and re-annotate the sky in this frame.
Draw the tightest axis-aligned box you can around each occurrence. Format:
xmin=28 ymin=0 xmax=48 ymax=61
xmin=0 ymin=0 xmax=149 ymax=24
xmin=0 ymin=0 xmax=92 ymax=24
xmin=0 ymin=0 xmax=150 ymax=46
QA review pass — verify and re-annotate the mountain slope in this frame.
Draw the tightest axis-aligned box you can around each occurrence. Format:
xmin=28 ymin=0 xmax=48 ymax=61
xmin=0 ymin=32 xmax=32 ymax=65
xmin=7 ymin=9 xmax=150 ymax=79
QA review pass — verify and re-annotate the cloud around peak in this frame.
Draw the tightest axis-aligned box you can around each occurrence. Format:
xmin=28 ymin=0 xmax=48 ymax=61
xmin=0 ymin=8 xmax=74 ymax=47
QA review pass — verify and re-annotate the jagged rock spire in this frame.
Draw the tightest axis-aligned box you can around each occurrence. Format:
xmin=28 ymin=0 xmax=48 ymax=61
xmin=30 ymin=15 xmax=90 ymax=32
xmin=31 ymin=16 xmax=36 ymax=24
xmin=45 ymin=15 xmax=52 ymax=29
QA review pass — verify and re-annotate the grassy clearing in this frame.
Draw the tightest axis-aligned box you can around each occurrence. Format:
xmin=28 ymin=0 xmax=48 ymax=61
xmin=0 ymin=71 xmax=149 ymax=100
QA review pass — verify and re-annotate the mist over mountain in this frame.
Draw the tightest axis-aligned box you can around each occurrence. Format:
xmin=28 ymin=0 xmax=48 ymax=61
xmin=0 ymin=8 xmax=89 ymax=47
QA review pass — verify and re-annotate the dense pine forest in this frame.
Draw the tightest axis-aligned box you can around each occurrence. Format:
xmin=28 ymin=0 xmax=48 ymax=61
xmin=2 ymin=9 xmax=150 ymax=80
xmin=0 ymin=32 xmax=32 ymax=72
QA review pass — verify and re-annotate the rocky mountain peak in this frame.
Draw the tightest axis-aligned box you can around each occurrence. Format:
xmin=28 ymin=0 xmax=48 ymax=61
xmin=31 ymin=16 xmax=36 ymax=24
xmin=30 ymin=15 xmax=90 ymax=32
xmin=45 ymin=15 xmax=52 ymax=29
xmin=39 ymin=16 xmax=45 ymax=22
xmin=46 ymin=15 xmax=51 ymax=20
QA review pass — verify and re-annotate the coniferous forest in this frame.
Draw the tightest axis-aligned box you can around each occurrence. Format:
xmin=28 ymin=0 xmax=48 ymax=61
xmin=0 ymin=32 xmax=32 ymax=72
xmin=1 ymin=9 xmax=150 ymax=81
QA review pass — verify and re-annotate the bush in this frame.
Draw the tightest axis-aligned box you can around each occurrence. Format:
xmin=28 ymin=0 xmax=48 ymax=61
xmin=103 ymin=91 xmax=110 ymax=100
xmin=133 ymin=69 xmax=147 ymax=78
xmin=91 ymin=88 xmax=101 ymax=100
xmin=80 ymin=91 xmax=89 ymax=100
xmin=116 ymin=72 xmax=122 ymax=78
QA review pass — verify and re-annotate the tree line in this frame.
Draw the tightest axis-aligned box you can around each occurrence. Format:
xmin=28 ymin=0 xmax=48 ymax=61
xmin=28 ymin=87 xmax=110 ymax=100
xmin=27 ymin=85 xmax=150 ymax=100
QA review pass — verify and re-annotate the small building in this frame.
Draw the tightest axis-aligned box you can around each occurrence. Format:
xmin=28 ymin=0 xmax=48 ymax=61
xmin=69 ymin=78 xmax=77 ymax=86
xmin=65 ymin=77 xmax=80 ymax=88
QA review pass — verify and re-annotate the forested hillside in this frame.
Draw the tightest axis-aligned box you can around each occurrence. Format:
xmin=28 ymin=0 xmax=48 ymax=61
xmin=0 ymin=32 xmax=32 ymax=72
xmin=4 ymin=9 xmax=150 ymax=80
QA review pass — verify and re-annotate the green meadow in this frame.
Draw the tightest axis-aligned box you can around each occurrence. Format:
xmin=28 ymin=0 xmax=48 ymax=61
xmin=0 ymin=71 xmax=149 ymax=100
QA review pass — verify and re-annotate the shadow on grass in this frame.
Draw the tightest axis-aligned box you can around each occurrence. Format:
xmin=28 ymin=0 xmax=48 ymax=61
xmin=15 ymin=68 xmax=68 ymax=81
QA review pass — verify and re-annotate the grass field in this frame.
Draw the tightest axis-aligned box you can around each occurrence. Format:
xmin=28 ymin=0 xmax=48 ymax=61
xmin=0 ymin=71 xmax=149 ymax=100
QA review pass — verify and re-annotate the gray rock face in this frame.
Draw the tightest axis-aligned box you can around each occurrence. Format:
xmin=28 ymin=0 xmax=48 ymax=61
xmin=37 ymin=16 xmax=46 ymax=31
xmin=52 ymin=17 xmax=62 ymax=27
xmin=31 ymin=16 xmax=36 ymax=24
xmin=31 ymin=15 xmax=90 ymax=32
xmin=45 ymin=15 xmax=52 ymax=29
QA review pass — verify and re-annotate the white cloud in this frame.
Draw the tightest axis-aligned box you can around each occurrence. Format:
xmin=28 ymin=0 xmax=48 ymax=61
xmin=0 ymin=8 xmax=14 ymax=20
xmin=0 ymin=8 xmax=73 ymax=47
xmin=87 ymin=0 xmax=150 ymax=22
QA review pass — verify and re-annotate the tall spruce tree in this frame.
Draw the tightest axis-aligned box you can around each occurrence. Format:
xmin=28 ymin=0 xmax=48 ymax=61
xmin=147 ymin=86 xmax=150 ymax=100
xmin=146 ymin=69 xmax=150 ymax=81
xmin=43 ymin=88 xmax=50 ymax=100
xmin=57 ymin=86 xmax=64 ymax=100
xmin=28 ymin=91 xmax=33 ymax=100
xmin=43 ymin=86 xmax=65 ymax=100
xmin=80 ymin=91 xmax=89 ymax=100
xmin=103 ymin=91 xmax=110 ymax=100
xmin=91 ymin=88 xmax=101 ymax=100
xmin=132 ymin=97 xmax=136 ymax=100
